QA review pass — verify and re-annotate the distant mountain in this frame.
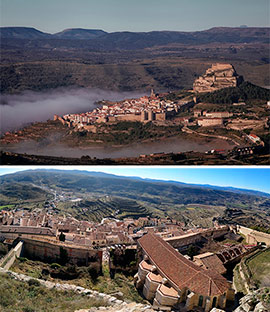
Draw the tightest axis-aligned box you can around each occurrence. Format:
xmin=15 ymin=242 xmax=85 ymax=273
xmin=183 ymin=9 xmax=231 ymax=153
xmin=53 ymin=28 xmax=107 ymax=40
xmin=0 ymin=27 xmax=269 ymax=49
xmin=1 ymin=169 xmax=269 ymax=226
xmin=0 ymin=26 xmax=269 ymax=93
xmin=0 ymin=27 xmax=52 ymax=39
xmin=1 ymin=169 xmax=269 ymax=199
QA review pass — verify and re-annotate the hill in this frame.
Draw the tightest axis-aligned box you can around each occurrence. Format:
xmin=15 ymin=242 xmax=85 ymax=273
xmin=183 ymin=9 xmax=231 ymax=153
xmin=53 ymin=28 xmax=107 ymax=40
xmin=0 ymin=169 xmax=269 ymax=227
xmin=1 ymin=26 xmax=269 ymax=93
xmin=197 ymin=81 xmax=270 ymax=104
xmin=1 ymin=27 xmax=269 ymax=46
xmin=0 ymin=27 xmax=52 ymax=39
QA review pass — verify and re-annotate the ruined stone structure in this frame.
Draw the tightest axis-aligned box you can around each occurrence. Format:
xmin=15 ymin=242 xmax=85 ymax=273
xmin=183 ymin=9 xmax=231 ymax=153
xmin=134 ymin=233 xmax=234 ymax=311
xmin=0 ymin=227 xmax=102 ymax=268
xmin=193 ymin=63 xmax=243 ymax=93
xmin=237 ymin=225 xmax=270 ymax=246
xmin=164 ymin=226 xmax=229 ymax=251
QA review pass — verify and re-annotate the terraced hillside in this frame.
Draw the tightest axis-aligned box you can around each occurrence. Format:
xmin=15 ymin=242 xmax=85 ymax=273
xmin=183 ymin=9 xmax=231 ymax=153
xmin=57 ymin=196 xmax=150 ymax=222
xmin=1 ymin=170 xmax=270 ymax=228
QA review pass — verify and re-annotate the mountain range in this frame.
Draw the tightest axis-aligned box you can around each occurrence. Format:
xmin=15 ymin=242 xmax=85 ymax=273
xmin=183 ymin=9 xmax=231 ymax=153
xmin=1 ymin=26 xmax=269 ymax=50
xmin=1 ymin=169 xmax=269 ymax=199
xmin=1 ymin=169 xmax=269 ymax=226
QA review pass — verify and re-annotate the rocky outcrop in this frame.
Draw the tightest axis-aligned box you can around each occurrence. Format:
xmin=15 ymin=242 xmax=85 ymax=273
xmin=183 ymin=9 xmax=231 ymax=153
xmin=193 ymin=63 xmax=243 ymax=93
xmin=233 ymin=288 xmax=269 ymax=312
xmin=75 ymin=303 xmax=155 ymax=312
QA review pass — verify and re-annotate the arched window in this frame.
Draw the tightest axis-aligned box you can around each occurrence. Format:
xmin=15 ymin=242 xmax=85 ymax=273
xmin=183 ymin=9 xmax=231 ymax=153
xmin=212 ymin=297 xmax=217 ymax=307
xmin=198 ymin=295 xmax=203 ymax=307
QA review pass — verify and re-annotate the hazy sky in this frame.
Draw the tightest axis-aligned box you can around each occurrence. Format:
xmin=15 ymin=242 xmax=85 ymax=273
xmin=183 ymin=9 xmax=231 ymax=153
xmin=1 ymin=0 xmax=269 ymax=33
xmin=0 ymin=167 xmax=269 ymax=193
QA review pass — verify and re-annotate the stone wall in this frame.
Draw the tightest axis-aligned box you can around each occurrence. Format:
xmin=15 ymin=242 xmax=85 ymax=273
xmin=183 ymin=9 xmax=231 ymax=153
xmin=0 ymin=240 xmax=23 ymax=270
xmin=237 ymin=225 xmax=270 ymax=246
xmin=22 ymin=238 xmax=102 ymax=267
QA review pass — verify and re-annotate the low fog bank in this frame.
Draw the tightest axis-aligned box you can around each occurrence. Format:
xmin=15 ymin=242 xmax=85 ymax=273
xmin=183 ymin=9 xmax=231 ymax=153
xmin=0 ymin=88 xmax=144 ymax=133
xmin=2 ymin=136 xmax=233 ymax=159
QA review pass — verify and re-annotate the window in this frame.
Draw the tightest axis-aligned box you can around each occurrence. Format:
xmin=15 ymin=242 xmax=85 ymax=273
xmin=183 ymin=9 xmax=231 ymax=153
xmin=212 ymin=297 xmax=217 ymax=307
xmin=198 ymin=295 xmax=203 ymax=307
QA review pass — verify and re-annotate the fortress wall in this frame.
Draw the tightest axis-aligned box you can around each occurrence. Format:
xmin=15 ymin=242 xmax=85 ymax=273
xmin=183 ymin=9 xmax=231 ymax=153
xmin=237 ymin=225 xmax=253 ymax=236
xmin=237 ymin=225 xmax=270 ymax=246
xmin=165 ymin=232 xmax=203 ymax=249
xmin=165 ymin=227 xmax=230 ymax=249
xmin=113 ymin=114 xmax=142 ymax=122
xmin=22 ymin=238 xmax=102 ymax=267
xmin=0 ymin=241 xmax=23 ymax=270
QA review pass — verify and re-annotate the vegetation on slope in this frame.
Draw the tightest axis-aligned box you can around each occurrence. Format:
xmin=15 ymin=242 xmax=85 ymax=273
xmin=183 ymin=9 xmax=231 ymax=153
xmin=57 ymin=196 xmax=150 ymax=222
xmin=0 ymin=182 xmax=51 ymax=206
xmin=247 ymin=249 xmax=270 ymax=288
xmin=69 ymin=121 xmax=183 ymax=146
xmin=1 ymin=170 xmax=270 ymax=226
xmin=0 ymin=272 xmax=107 ymax=312
xmin=197 ymin=81 xmax=270 ymax=104
xmin=11 ymin=258 xmax=145 ymax=304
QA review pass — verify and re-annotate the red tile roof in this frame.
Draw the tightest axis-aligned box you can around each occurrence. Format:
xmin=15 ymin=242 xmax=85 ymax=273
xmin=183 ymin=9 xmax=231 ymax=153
xmin=195 ymin=253 xmax=226 ymax=275
xmin=138 ymin=233 xmax=229 ymax=297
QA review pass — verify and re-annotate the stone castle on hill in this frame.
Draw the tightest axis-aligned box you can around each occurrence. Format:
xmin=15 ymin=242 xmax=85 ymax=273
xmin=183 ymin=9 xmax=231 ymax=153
xmin=193 ymin=63 xmax=243 ymax=93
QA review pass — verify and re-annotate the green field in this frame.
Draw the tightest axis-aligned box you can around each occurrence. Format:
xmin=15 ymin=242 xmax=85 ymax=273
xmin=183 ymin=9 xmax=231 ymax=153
xmin=247 ymin=249 xmax=270 ymax=287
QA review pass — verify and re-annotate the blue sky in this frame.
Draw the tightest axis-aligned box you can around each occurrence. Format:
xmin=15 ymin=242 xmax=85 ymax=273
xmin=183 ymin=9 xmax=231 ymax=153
xmin=0 ymin=167 xmax=269 ymax=193
xmin=1 ymin=0 xmax=269 ymax=33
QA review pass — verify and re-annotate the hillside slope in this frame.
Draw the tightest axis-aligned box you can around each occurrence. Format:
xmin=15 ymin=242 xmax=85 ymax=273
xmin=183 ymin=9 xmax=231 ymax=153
xmin=1 ymin=170 xmax=269 ymax=227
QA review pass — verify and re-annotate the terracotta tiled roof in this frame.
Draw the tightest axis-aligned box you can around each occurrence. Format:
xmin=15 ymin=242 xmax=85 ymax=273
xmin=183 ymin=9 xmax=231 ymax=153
xmin=195 ymin=253 xmax=226 ymax=275
xmin=138 ymin=233 xmax=229 ymax=297
xmin=158 ymin=284 xmax=179 ymax=298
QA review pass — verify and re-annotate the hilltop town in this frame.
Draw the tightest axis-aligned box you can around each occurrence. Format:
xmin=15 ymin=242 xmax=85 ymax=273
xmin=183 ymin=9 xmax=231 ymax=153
xmin=0 ymin=170 xmax=270 ymax=311
xmin=1 ymin=207 xmax=270 ymax=312
xmin=1 ymin=64 xmax=269 ymax=157
xmin=50 ymin=64 xmax=267 ymax=136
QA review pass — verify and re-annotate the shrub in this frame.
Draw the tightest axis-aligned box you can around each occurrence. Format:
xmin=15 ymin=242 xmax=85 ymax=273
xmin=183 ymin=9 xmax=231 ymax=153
xmin=88 ymin=263 xmax=100 ymax=281
xmin=50 ymin=263 xmax=62 ymax=269
xmin=23 ymin=307 xmax=35 ymax=312
xmin=27 ymin=279 xmax=41 ymax=287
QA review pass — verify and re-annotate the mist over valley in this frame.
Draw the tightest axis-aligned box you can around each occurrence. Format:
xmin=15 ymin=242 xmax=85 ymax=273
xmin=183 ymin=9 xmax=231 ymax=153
xmin=0 ymin=88 xmax=144 ymax=133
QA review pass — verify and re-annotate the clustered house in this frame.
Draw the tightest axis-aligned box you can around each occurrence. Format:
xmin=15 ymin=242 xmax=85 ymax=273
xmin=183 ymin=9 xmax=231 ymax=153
xmin=134 ymin=233 xmax=235 ymax=311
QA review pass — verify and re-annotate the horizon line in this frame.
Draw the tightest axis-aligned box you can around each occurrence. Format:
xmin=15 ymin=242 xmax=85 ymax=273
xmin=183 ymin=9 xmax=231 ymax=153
xmin=1 ymin=25 xmax=269 ymax=35
xmin=0 ymin=167 xmax=269 ymax=196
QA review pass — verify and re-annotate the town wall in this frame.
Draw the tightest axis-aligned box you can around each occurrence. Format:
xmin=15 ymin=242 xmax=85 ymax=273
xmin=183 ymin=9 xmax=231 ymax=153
xmin=22 ymin=238 xmax=102 ymax=267
xmin=198 ymin=118 xmax=224 ymax=127
xmin=237 ymin=225 xmax=270 ymax=246
xmin=165 ymin=226 xmax=229 ymax=249
xmin=0 ymin=241 xmax=23 ymax=270
xmin=108 ymin=114 xmax=142 ymax=122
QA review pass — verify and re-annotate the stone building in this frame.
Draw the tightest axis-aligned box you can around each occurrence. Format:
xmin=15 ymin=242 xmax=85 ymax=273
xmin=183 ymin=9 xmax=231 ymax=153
xmin=134 ymin=233 xmax=234 ymax=311
xmin=193 ymin=63 xmax=243 ymax=93
xmin=193 ymin=252 xmax=226 ymax=275
xmin=197 ymin=118 xmax=224 ymax=127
